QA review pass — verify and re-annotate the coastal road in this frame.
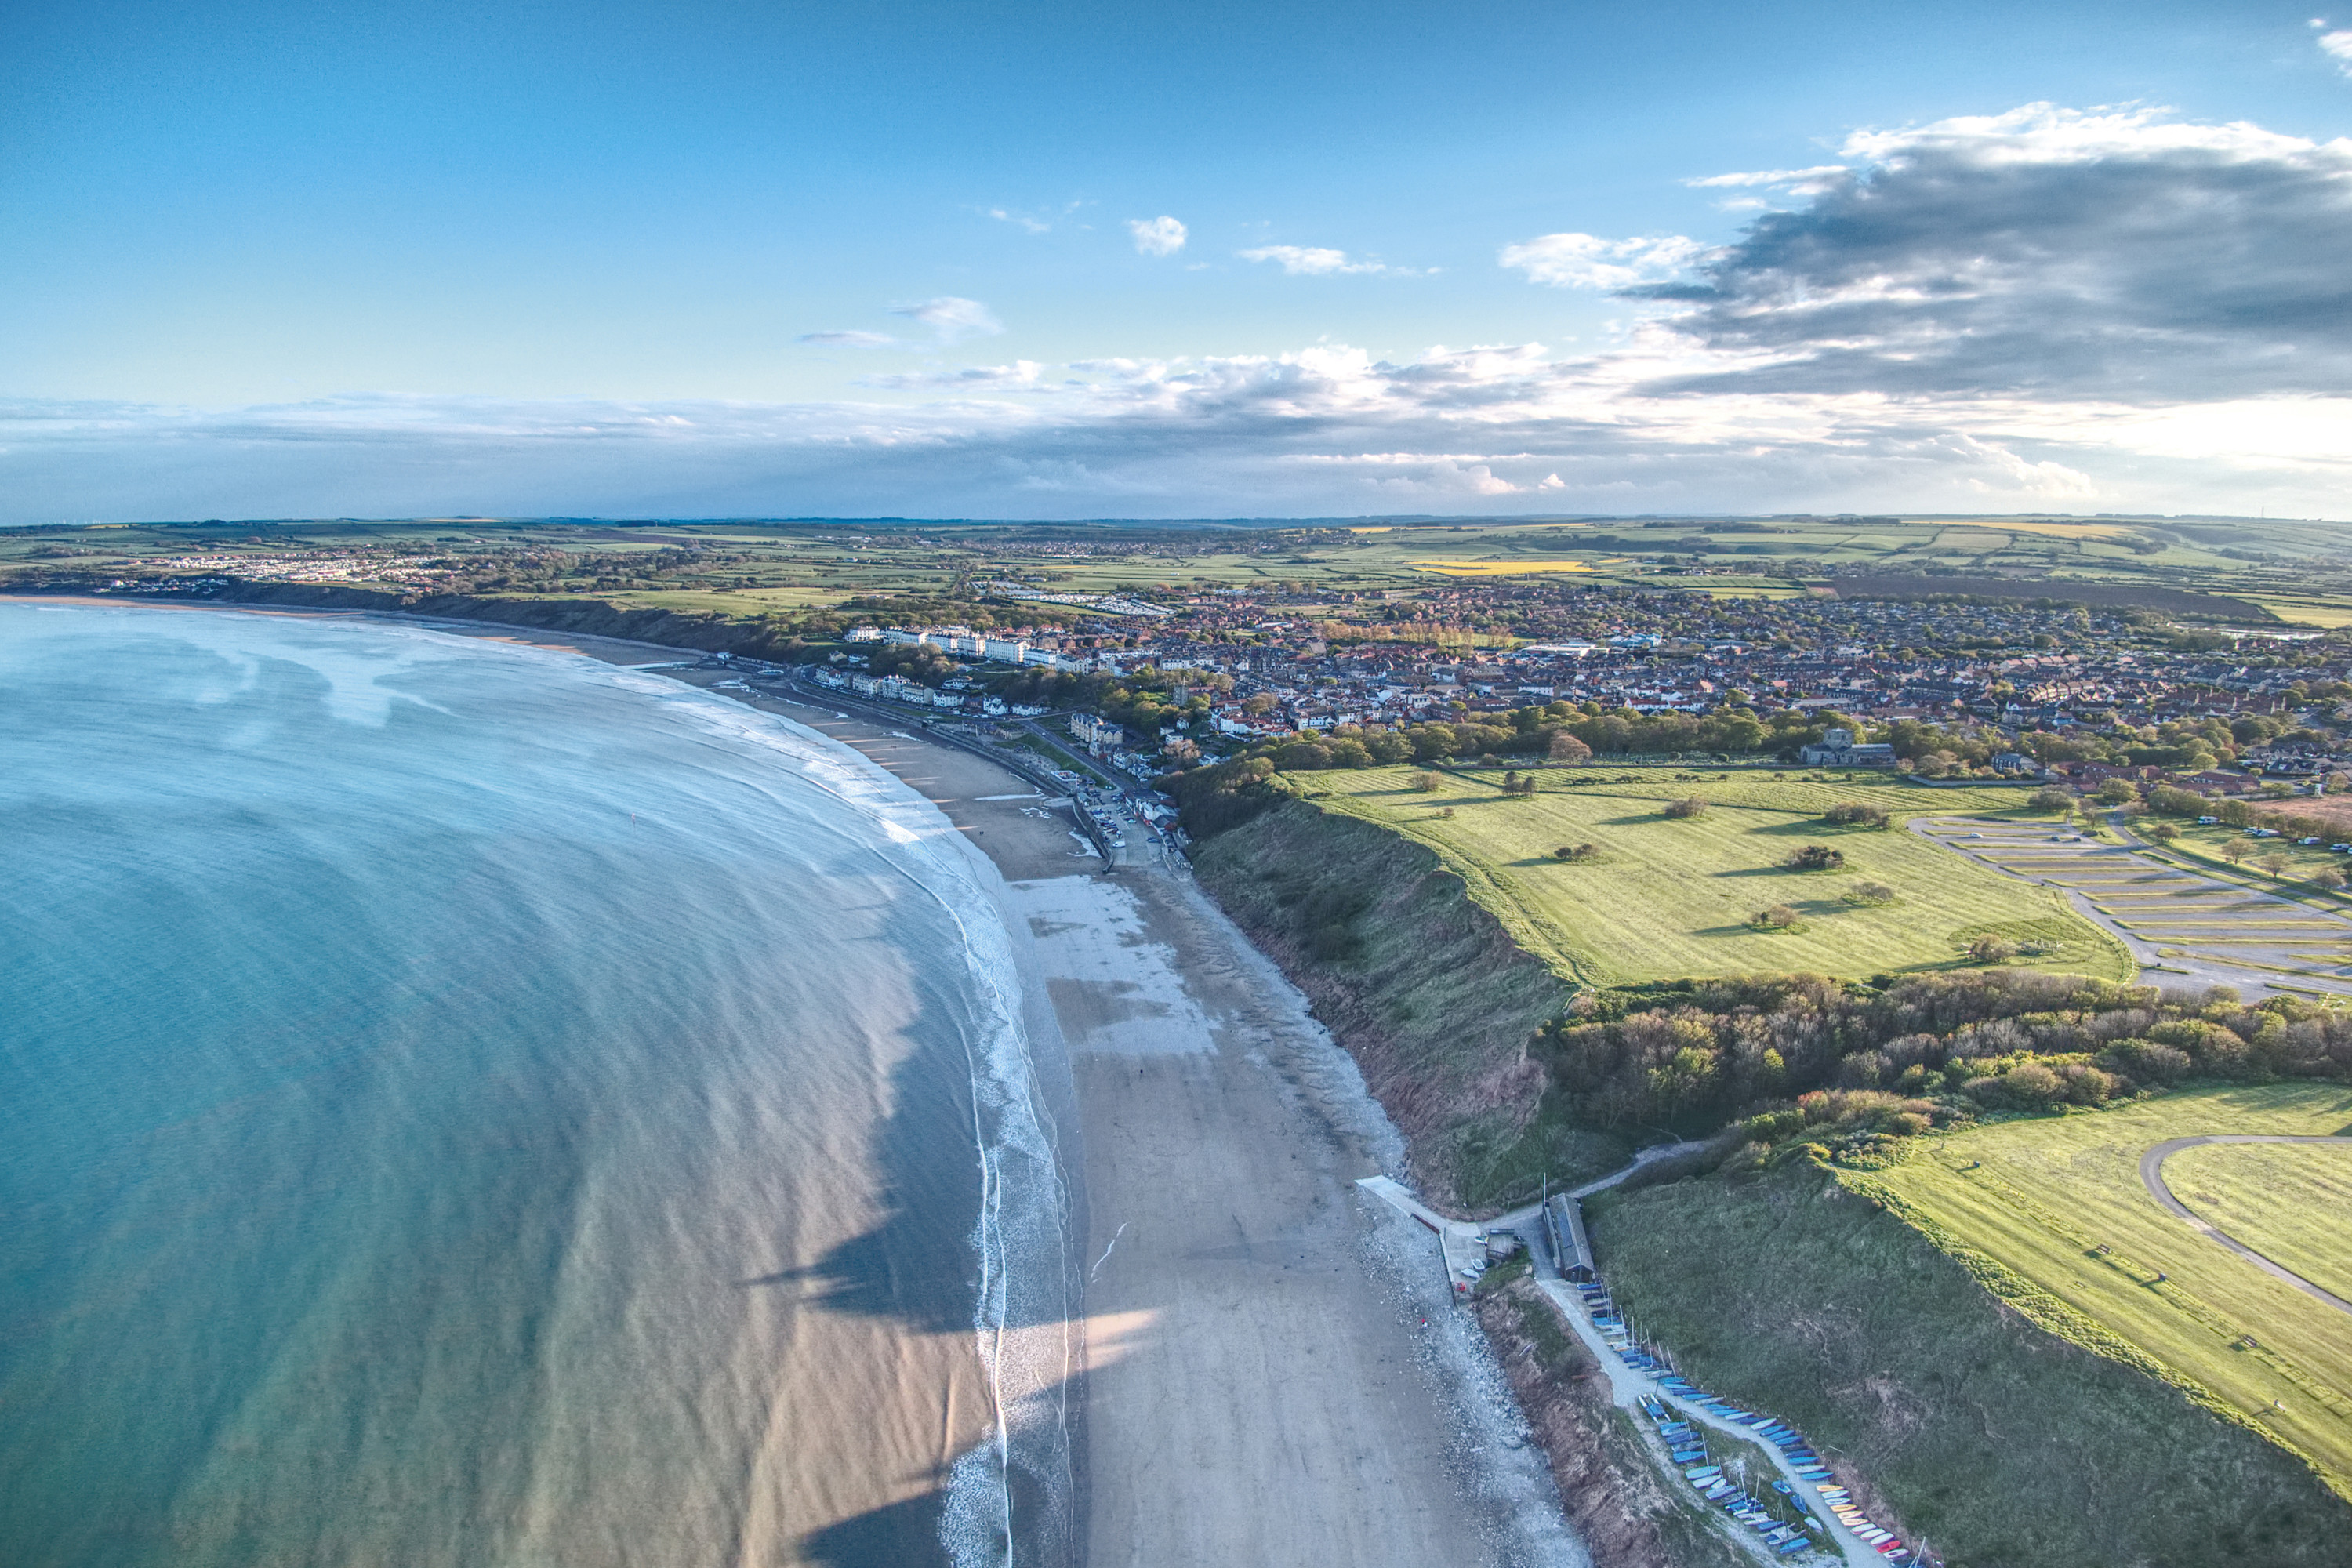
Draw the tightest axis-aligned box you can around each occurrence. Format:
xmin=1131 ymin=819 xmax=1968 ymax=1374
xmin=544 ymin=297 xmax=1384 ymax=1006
xmin=2138 ymin=1135 xmax=2352 ymax=1316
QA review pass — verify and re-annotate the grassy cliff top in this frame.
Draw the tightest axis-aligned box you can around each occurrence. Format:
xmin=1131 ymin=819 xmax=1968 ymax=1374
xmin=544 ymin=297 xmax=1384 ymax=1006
xmin=1291 ymin=764 xmax=2129 ymax=987
xmin=1859 ymin=1082 xmax=2352 ymax=1497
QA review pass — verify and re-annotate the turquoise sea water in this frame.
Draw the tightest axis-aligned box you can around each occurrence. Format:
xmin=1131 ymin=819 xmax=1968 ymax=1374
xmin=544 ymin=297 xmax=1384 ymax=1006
xmin=0 ymin=605 xmax=1073 ymax=1568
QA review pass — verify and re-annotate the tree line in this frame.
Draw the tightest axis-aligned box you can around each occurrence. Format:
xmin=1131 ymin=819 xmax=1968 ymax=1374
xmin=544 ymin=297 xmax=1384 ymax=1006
xmin=1538 ymin=971 xmax=2351 ymax=1162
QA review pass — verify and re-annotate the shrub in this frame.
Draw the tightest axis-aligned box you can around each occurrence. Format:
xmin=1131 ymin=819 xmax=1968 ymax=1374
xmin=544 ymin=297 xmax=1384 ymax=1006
xmin=1407 ymin=769 xmax=1443 ymax=792
xmin=2148 ymin=1018 xmax=2250 ymax=1073
xmin=1553 ymin=842 xmax=1602 ymax=862
xmin=2027 ymin=786 xmax=2074 ymax=812
xmin=1752 ymin=904 xmax=1800 ymax=931
xmin=1823 ymin=802 xmax=1889 ymax=829
xmin=1786 ymin=844 xmax=1846 ymax=871
xmin=1663 ymin=796 xmax=1708 ymax=819
xmin=1967 ymin=934 xmax=2019 ymax=964
xmin=2142 ymin=821 xmax=2180 ymax=843
xmin=1846 ymin=879 xmax=1896 ymax=906
xmin=2314 ymin=867 xmax=2347 ymax=891
xmin=2101 ymin=1038 xmax=2193 ymax=1083
xmin=1972 ymin=1059 xmax=2063 ymax=1108
xmin=1548 ymin=731 xmax=1592 ymax=763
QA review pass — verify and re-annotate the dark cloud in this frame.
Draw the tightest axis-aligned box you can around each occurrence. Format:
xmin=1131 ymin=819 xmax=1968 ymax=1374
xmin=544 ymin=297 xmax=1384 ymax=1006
xmin=1640 ymin=108 xmax=2352 ymax=401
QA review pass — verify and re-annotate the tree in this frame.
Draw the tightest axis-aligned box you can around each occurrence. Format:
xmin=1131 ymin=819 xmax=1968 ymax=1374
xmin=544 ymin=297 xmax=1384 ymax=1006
xmin=1408 ymin=770 xmax=1443 ymax=792
xmin=2095 ymin=778 xmax=2141 ymax=805
xmin=2143 ymin=822 xmax=2180 ymax=843
xmin=2314 ymin=867 xmax=2347 ymax=891
xmin=2222 ymin=840 xmax=2251 ymax=865
xmin=2259 ymin=850 xmax=2291 ymax=877
xmin=1787 ymin=844 xmax=1846 ymax=871
xmin=1968 ymin=935 xmax=2019 ymax=964
xmin=1847 ymin=880 xmax=1896 ymax=906
xmin=1823 ymin=802 xmax=1889 ymax=829
xmin=1548 ymin=730 xmax=1592 ymax=764
xmin=1553 ymin=842 xmax=1601 ymax=862
xmin=2027 ymin=786 xmax=2074 ymax=813
xmin=1752 ymin=904 xmax=1799 ymax=930
xmin=1662 ymin=796 xmax=1708 ymax=820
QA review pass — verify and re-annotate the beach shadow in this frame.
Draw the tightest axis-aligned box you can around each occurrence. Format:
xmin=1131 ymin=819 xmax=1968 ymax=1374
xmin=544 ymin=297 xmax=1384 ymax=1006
xmin=736 ymin=975 xmax=1077 ymax=1336
xmin=800 ymin=1490 xmax=952 ymax=1568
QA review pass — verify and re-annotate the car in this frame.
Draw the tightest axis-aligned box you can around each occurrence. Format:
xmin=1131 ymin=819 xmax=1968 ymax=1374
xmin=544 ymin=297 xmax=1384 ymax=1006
xmin=2300 ymin=837 xmax=2325 ymax=845
xmin=2198 ymin=815 xmax=2221 ymax=824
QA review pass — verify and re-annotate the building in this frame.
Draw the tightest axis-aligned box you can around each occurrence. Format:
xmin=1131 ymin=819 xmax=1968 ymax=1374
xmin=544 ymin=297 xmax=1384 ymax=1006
xmin=1798 ymin=728 xmax=1899 ymax=768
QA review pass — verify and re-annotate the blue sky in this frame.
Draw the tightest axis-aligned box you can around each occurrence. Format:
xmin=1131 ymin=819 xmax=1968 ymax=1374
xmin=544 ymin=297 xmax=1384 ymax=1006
xmin=5 ymin=0 xmax=2350 ymax=521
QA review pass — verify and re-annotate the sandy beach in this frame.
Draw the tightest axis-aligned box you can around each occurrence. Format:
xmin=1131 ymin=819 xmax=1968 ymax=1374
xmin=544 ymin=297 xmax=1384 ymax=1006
xmin=688 ymin=674 xmax=1583 ymax=1566
xmin=104 ymin=605 xmax=1582 ymax=1566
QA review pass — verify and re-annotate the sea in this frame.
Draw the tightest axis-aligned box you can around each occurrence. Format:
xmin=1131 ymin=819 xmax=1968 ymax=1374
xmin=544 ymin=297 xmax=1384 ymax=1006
xmin=0 ymin=603 xmax=1079 ymax=1568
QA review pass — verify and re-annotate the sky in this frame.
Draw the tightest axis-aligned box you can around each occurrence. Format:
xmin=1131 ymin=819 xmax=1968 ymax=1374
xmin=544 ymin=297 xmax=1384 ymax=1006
xmin=3 ymin=0 xmax=2350 ymax=523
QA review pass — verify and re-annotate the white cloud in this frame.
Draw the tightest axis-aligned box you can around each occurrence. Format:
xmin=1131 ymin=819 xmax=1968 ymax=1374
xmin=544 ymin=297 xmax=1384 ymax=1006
xmin=1498 ymin=232 xmax=1711 ymax=290
xmin=1127 ymin=216 xmax=1187 ymax=256
xmin=2314 ymin=18 xmax=2352 ymax=71
xmin=796 ymin=330 xmax=902 ymax=349
xmin=887 ymin=296 xmax=1004 ymax=344
xmin=1644 ymin=103 xmax=2352 ymax=401
xmin=16 ymin=103 xmax=2352 ymax=525
xmin=1684 ymin=165 xmax=1851 ymax=194
xmin=1238 ymin=245 xmax=1420 ymax=276
xmin=985 ymin=206 xmax=1052 ymax=234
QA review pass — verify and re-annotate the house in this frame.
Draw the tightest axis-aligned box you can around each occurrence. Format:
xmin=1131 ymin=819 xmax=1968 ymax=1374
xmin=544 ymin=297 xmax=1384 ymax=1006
xmin=1798 ymin=728 xmax=1898 ymax=768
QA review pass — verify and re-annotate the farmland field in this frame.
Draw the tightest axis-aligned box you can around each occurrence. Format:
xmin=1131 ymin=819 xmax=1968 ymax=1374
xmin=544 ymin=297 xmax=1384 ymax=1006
xmin=1860 ymin=1084 xmax=2352 ymax=1497
xmin=16 ymin=513 xmax=2352 ymax=625
xmin=1294 ymin=765 xmax=2129 ymax=985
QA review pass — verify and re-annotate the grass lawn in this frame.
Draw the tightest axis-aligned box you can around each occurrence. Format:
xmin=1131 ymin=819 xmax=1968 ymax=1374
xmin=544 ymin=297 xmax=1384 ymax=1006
xmin=1592 ymin=1149 xmax=2352 ymax=1566
xmin=2161 ymin=1140 xmax=2352 ymax=1305
xmin=1293 ymin=764 xmax=2127 ymax=985
xmin=1859 ymin=1083 xmax=2352 ymax=1497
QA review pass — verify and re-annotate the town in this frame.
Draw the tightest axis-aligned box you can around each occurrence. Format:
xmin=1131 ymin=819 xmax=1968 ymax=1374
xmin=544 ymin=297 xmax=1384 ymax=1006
xmin=801 ymin=577 xmax=2352 ymax=803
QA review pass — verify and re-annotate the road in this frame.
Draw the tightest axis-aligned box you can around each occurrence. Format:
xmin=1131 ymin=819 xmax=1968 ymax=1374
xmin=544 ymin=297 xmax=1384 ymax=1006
xmin=1360 ymin=1164 xmax=1890 ymax=1568
xmin=2138 ymin=1134 xmax=2352 ymax=1316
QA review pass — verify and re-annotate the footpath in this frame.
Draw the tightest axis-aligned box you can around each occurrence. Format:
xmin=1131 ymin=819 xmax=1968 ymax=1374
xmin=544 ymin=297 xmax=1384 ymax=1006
xmin=1362 ymin=1167 xmax=1926 ymax=1568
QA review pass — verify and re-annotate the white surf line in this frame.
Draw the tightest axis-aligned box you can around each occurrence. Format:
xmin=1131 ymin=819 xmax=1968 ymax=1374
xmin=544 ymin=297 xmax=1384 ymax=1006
xmin=1089 ymin=1221 xmax=1129 ymax=1281
xmin=977 ymin=792 xmax=1045 ymax=800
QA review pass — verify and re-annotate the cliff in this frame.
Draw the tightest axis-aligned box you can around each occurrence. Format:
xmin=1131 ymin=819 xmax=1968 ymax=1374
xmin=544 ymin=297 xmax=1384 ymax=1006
xmin=1190 ymin=799 xmax=1620 ymax=1210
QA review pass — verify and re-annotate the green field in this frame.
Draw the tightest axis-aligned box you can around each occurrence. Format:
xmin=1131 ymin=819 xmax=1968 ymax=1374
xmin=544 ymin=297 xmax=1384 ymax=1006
xmin=1860 ymin=1084 xmax=2352 ymax=1497
xmin=2164 ymin=1141 xmax=2352 ymax=1305
xmin=14 ymin=512 xmax=2352 ymax=624
xmin=1592 ymin=1143 xmax=2352 ymax=1565
xmin=1294 ymin=765 xmax=2130 ymax=985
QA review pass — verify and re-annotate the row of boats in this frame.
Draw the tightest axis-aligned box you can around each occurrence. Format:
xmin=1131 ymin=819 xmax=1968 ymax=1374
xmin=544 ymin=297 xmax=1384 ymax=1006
xmin=1570 ymin=1277 xmax=1922 ymax=1565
